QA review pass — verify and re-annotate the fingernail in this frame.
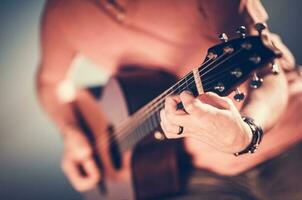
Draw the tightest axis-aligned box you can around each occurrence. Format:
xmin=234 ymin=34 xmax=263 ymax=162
xmin=206 ymin=91 xmax=216 ymax=96
xmin=184 ymin=90 xmax=193 ymax=95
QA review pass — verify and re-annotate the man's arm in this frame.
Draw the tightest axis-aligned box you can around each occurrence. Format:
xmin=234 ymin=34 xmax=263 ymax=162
xmin=160 ymin=0 xmax=293 ymax=154
xmin=36 ymin=2 xmax=100 ymax=191
xmin=240 ymin=63 xmax=288 ymax=132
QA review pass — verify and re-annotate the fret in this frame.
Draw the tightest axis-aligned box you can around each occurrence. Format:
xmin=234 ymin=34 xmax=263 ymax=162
xmin=119 ymin=111 xmax=162 ymax=152
xmin=118 ymin=71 xmax=199 ymax=152
xmin=150 ymin=113 xmax=158 ymax=129
xmin=116 ymin=32 xmax=281 ymax=154
xmin=145 ymin=120 xmax=153 ymax=135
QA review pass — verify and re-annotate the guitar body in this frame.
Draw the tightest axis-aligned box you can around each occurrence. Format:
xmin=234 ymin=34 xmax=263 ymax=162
xmin=72 ymin=30 xmax=281 ymax=199
xmin=75 ymin=67 xmax=190 ymax=200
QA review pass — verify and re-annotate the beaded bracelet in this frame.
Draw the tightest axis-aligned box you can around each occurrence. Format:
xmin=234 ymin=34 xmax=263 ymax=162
xmin=234 ymin=116 xmax=264 ymax=156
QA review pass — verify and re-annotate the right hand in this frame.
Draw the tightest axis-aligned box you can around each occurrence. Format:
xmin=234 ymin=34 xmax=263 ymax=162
xmin=61 ymin=125 xmax=101 ymax=191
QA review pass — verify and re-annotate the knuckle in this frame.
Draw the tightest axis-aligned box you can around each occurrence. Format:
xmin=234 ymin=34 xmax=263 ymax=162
xmin=192 ymin=99 xmax=201 ymax=107
xmin=222 ymin=97 xmax=233 ymax=107
xmin=186 ymin=100 xmax=198 ymax=112
xmin=207 ymin=91 xmax=219 ymax=97
xmin=165 ymin=112 xmax=174 ymax=122
xmin=75 ymin=146 xmax=92 ymax=160
xmin=82 ymin=146 xmax=93 ymax=158
xmin=185 ymin=102 xmax=195 ymax=111
xmin=165 ymin=96 xmax=173 ymax=106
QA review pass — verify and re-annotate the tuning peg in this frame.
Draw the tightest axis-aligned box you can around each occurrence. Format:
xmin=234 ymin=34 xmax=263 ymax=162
xmin=219 ymin=33 xmax=229 ymax=43
xmin=233 ymin=88 xmax=245 ymax=102
xmin=255 ymin=23 xmax=267 ymax=35
xmin=250 ymin=73 xmax=263 ymax=89
xmin=236 ymin=26 xmax=247 ymax=38
xmin=271 ymin=61 xmax=280 ymax=75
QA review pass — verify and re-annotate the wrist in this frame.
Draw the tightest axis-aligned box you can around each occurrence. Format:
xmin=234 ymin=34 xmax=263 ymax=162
xmin=241 ymin=122 xmax=254 ymax=149
xmin=234 ymin=116 xmax=264 ymax=156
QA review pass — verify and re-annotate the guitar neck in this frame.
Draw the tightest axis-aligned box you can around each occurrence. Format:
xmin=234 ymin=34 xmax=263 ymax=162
xmin=116 ymin=34 xmax=281 ymax=152
xmin=117 ymin=71 xmax=198 ymax=152
xmin=116 ymin=52 xmax=242 ymax=152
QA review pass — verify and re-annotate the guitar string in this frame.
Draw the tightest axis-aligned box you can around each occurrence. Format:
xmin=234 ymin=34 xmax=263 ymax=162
xmin=92 ymin=52 xmax=226 ymax=145
xmin=95 ymin=49 xmax=244 ymax=151
xmin=119 ymin=60 xmax=242 ymax=136
xmin=110 ymin=56 xmax=221 ymax=131
xmin=96 ymin=50 xmax=243 ymax=152
xmin=92 ymin=52 xmax=228 ymax=148
xmin=97 ymin=64 xmax=243 ymax=153
xmin=111 ymin=50 xmax=245 ymax=150
xmin=111 ymin=49 xmax=242 ymax=137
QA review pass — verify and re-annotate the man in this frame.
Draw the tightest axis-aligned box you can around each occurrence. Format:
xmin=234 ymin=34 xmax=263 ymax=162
xmin=36 ymin=0 xmax=302 ymax=199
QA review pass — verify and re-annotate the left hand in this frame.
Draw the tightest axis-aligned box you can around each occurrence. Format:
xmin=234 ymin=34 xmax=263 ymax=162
xmin=160 ymin=91 xmax=253 ymax=154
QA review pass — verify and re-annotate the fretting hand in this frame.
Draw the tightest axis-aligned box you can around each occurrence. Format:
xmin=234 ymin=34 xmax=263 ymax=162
xmin=160 ymin=91 xmax=253 ymax=154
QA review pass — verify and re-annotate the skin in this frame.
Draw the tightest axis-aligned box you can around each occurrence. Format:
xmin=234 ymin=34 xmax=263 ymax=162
xmin=36 ymin=0 xmax=295 ymax=191
xmin=160 ymin=66 xmax=288 ymax=154
xmin=160 ymin=91 xmax=253 ymax=154
xmin=61 ymin=125 xmax=100 ymax=191
xmin=36 ymin=54 xmax=289 ymax=191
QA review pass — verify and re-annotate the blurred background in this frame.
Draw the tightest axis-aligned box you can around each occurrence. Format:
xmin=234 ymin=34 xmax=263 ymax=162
xmin=0 ymin=0 xmax=301 ymax=200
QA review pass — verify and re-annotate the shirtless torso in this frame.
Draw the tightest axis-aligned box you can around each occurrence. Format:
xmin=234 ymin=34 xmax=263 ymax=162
xmin=37 ymin=0 xmax=302 ymax=196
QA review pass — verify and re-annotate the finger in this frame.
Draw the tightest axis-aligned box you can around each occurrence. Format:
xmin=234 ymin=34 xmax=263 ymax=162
xmin=165 ymin=96 xmax=186 ymax=115
xmin=62 ymin=157 xmax=100 ymax=192
xmin=179 ymin=91 xmax=211 ymax=114
xmin=160 ymin=110 xmax=185 ymax=139
xmin=199 ymin=92 xmax=233 ymax=110
xmin=160 ymin=122 xmax=185 ymax=139
xmin=72 ymin=141 xmax=93 ymax=161
xmin=160 ymin=109 xmax=179 ymax=133
xmin=62 ymin=158 xmax=88 ymax=191
xmin=161 ymin=107 xmax=190 ymax=127
xmin=160 ymin=119 xmax=182 ymax=135
xmin=82 ymin=158 xmax=101 ymax=183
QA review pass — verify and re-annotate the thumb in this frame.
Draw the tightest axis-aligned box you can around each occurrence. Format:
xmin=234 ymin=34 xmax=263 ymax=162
xmin=73 ymin=138 xmax=93 ymax=161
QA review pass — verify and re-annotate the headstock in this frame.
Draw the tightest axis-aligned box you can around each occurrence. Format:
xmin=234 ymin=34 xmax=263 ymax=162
xmin=199 ymin=23 xmax=282 ymax=102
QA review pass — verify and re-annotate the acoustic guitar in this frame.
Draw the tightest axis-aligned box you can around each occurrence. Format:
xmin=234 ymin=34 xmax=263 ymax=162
xmin=73 ymin=24 xmax=282 ymax=199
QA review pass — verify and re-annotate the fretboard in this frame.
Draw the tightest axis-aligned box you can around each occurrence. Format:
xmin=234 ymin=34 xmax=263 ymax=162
xmin=117 ymin=71 xmax=198 ymax=152
xmin=113 ymin=33 xmax=282 ymax=153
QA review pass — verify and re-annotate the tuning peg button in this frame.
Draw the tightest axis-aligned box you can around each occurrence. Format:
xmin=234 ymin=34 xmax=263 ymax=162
xmin=271 ymin=62 xmax=280 ymax=75
xmin=234 ymin=88 xmax=245 ymax=102
xmin=219 ymin=33 xmax=229 ymax=43
xmin=255 ymin=23 xmax=267 ymax=35
xmin=214 ymin=82 xmax=225 ymax=92
xmin=250 ymin=73 xmax=263 ymax=89
xmin=249 ymin=55 xmax=261 ymax=64
xmin=236 ymin=26 xmax=247 ymax=38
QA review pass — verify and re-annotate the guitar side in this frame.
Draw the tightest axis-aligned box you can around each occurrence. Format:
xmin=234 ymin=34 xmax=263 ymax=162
xmin=75 ymin=76 xmax=135 ymax=200
xmin=75 ymin=68 xmax=188 ymax=200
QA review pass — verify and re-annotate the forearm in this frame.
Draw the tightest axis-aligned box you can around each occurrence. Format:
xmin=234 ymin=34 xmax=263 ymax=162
xmin=240 ymin=65 xmax=288 ymax=132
